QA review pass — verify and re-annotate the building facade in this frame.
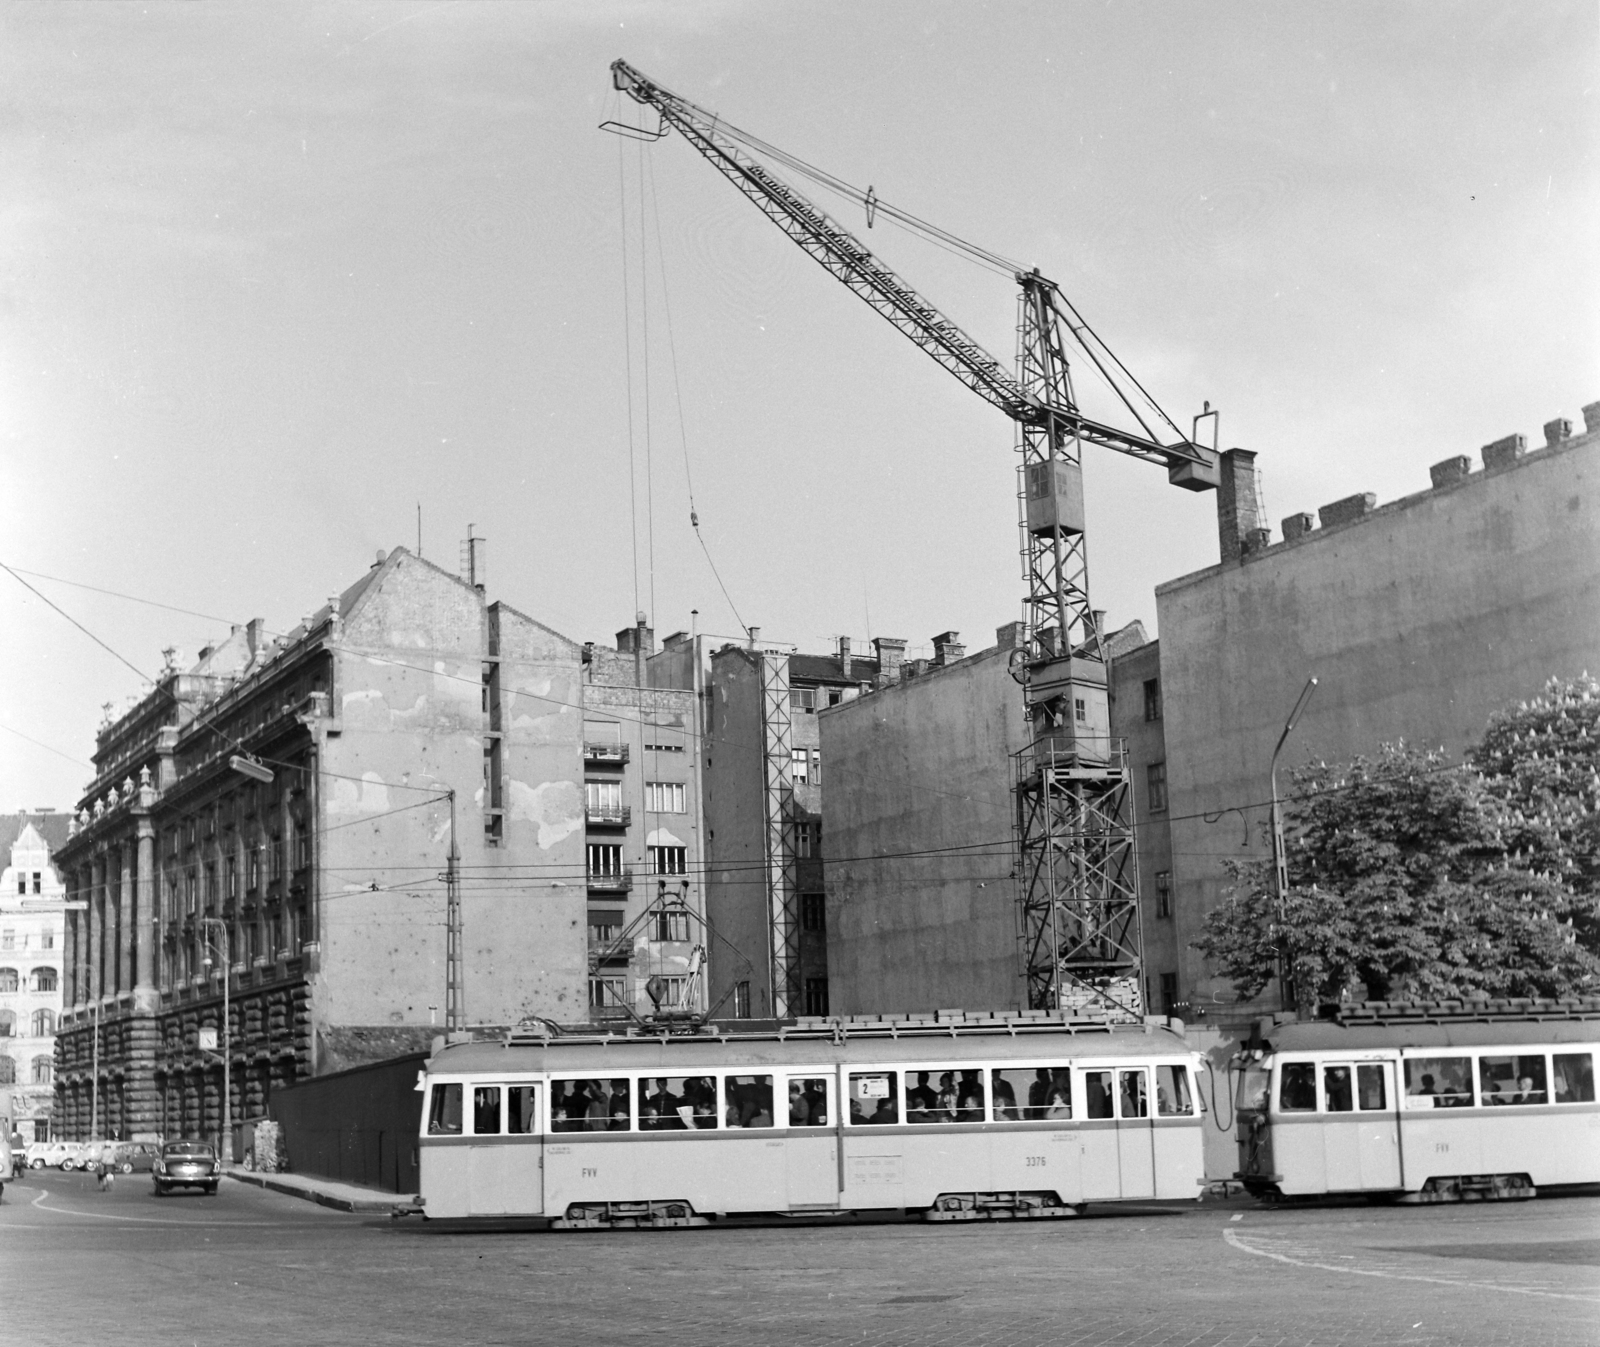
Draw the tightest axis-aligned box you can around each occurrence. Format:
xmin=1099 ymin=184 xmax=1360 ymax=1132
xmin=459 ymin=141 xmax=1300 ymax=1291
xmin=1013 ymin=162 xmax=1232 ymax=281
xmin=52 ymin=549 xmax=707 ymax=1145
xmin=700 ymin=636 xmax=883 ymax=1021
xmin=1 ymin=814 xmax=69 ymax=1140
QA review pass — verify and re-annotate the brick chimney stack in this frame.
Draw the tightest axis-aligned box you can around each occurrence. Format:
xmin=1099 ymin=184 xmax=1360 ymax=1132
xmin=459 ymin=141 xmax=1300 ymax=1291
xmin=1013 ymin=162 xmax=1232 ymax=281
xmin=1216 ymin=448 xmax=1267 ymax=563
xmin=872 ymin=637 xmax=907 ymax=685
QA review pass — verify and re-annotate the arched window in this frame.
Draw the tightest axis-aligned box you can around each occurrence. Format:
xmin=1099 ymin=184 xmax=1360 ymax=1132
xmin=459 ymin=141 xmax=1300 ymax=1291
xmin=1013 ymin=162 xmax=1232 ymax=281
xmin=31 ymin=1055 xmax=52 ymax=1085
xmin=0 ymin=1056 xmax=15 ymax=1084
xmin=0 ymin=1009 xmax=14 ymax=1038
xmin=0 ymin=967 xmax=17 ymax=993
xmin=32 ymin=966 xmax=58 ymax=993
xmin=31 ymin=1008 xmax=55 ymax=1037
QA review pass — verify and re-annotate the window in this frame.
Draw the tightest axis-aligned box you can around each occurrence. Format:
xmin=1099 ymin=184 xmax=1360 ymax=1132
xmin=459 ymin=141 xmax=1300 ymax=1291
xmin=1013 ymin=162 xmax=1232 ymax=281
xmin=789 ymin=687 xmax=816 ymax=713
xmin=724 ymin=1075 xmax=775 ymax=1128
xmin=31 ymin=1055 xmax=52 ymax=1085
xmin=1119 ymin=1070 xmax=1149 ymax=1118
xmin=800 ymin=893 xmax=826 ymax=933
xmin=787 ymin=1075 xmax=831 ymax=1126
xmin=1074 ymin=697 xmax=1086 ymax=724
xmin=587 ymin=913 xmax=623 ymax=946
xmin=990 ymin=1066 xmax=1072 ymax=1121
xmin=0 ymin=1009 xmax=14 ymax=1037
xmin=904 ymin=1068 xmax=986 ymax=1124
xmin=247 ymin=848 xmax=260 ymax=892
xmin=32 ymin=872 xmax=41 ymax=894
xmin=586 ymin=780 xmax=623 ymax=815
xmin=645 ymin=781 xmax=685 ymax=813
xmin=1324 ymin=1065 xmax=1354 ymax=1112
xmin=0 ymin=968 xmax=16 ymax=993
xmin=552 ymin=1078 xmax=634 ymax=1132
xmin=827 ymin=691 xmax=841 ymax=708
xmin=1554 ymin=1053 xmax=1595 ymax=1103
xmin=1357 ymin=1063 xmax=1388 ymax=1110
xmin=13 ymin=874 xmax=21 ymax=894
xmin=803 ymin=977 xmax=829 ymax=1016
xmin=1159 ymin=972 xmax=1178 ymax=1015
xmin=1143 ymin=677 xmax=1162 ymax=722
xmin=1278 ymin=1062 xmax=1316 ymax=1112
xmin=650 ymin=845 xmax=687 ymax=876
xmin=1479 ymin=1054 xmax=1548 ymax=1106
xmin=588 ymin=976 xmax=626 ymax=1013
xmin=427 ymin=1083 xmax=463 ymax=1134
xmin=848 ymin=1071 xmax=898 ymax=1125
xmin=796 ymin=821 xmax=821 ymax=859
xmin=1156 ymin=1064 xmax=1193 ymax=1116
xmin=811 ymin=749 xmax=821 ymax=786
xmin=790 ymin=749 xmax=809 ymax=785
xmin=1082 ymin=1070 xmax=1114 ymax=1119
xmin=31 ymin=1008 xmax=54 ymax=1037
xmin=226 ymin=852 xmax=238 ymax=901
xmin=0 ymin=930 xmax=12 ymax=949
xmin=33 ymin=967 xmax=57 ymax=993
xmin=643 ymin=723 xmax=684 ymax=753
xmin=0 ymin=1056 xmax=14 ymax=1084
xmin=1146 ymin=761 xmax=1168 ymax=813
xmin=40 ymin=930 xmax=53 ymax=950
xmin=472 ymin=1085 xmax=502 ymax=1135
xmin=1155 ymin=871 xmax=1173 ymax=919
xmin=508 ymin=1085 xmax=539 ymax=1134
xmin=586 ymin=843 xmax=624 ymax=878
xmin=1404 ymin=1056 xmax=1472 ymax=1109
xmin=732 ymin=980 xmax=751 ymax=1018
xmin=651 ymin=911 xmax=691 ymax=943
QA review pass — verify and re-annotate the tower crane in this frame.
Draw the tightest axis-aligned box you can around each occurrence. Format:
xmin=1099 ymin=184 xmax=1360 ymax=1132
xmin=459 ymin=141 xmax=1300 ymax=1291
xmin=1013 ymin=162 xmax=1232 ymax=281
xmin=609 ymin=59 xmax=1220 ymax=1017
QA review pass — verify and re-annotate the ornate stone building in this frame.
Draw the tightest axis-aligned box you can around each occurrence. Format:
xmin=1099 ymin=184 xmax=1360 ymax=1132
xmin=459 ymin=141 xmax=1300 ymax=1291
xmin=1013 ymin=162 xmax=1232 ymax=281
xmin=1 ymin=815 xmax=69 ymax=1140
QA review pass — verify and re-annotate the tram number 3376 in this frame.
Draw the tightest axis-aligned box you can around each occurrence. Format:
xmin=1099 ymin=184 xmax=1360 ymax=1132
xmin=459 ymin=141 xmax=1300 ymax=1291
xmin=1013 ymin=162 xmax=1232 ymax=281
xmin=1026 ymin=1156 xmax=1047 ymax=1168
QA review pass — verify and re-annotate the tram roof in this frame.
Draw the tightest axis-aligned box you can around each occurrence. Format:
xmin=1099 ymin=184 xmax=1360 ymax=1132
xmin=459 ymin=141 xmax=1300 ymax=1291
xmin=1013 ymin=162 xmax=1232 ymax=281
xmin=1266 ymin=1016 xmax=1600 ymax=1053
xmin=426 ymin=1016 xmax=1195 ymax=1074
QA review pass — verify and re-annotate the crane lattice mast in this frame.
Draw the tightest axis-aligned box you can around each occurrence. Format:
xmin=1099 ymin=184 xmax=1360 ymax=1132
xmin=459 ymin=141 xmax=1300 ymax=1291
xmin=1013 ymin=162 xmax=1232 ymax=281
xmin=610 ymin=59 xmax=1219 ymax=1017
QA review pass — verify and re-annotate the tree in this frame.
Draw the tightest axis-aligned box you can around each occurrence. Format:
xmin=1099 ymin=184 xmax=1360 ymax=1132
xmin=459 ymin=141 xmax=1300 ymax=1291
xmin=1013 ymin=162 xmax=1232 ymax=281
xmin=1194 ymin=739 xmax=1600 ymax=1006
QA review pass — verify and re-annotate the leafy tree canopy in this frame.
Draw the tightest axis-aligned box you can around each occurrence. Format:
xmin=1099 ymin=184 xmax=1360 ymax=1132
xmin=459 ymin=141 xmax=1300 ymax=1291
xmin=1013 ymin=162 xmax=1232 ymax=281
xmin=1195 ymin=679 xmax=1600 ymax=1006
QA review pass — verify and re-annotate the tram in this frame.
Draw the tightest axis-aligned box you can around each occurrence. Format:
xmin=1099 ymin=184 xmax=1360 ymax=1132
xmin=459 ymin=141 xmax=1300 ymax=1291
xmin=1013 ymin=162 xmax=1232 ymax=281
xmin=414 ymin=1010 xmax=1206 ymax=1227
xmin=1234 ymin=999 xmax=1600 ymax=1202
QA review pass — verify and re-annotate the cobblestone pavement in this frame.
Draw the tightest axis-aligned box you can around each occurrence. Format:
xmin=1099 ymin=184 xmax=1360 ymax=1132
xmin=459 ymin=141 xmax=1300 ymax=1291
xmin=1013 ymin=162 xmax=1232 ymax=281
xmin=3 ymin=1172 xmax=1596 ymax=1347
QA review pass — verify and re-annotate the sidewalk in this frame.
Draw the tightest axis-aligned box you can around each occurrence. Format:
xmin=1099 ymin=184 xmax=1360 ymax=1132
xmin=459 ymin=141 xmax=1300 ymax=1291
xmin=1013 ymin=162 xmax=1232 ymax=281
xmin=224 ymin=1165 xmax=415 ymax=1214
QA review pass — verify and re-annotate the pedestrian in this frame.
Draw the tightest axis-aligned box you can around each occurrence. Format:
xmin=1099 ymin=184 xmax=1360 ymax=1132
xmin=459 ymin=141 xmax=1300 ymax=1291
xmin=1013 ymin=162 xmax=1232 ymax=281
xmin=96 ymin=1156 xmax=114 ymax=1193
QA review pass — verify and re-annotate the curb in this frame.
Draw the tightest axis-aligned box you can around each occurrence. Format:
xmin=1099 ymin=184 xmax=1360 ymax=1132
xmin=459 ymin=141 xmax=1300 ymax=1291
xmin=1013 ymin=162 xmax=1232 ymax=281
xmin=224 ymin=1168 xmax=408 ymax=1214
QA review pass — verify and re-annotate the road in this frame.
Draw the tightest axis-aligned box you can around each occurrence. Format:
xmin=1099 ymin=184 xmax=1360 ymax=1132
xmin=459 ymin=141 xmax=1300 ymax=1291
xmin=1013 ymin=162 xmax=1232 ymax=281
xmin=2 ymin=1170 xmax=1597 ymax=1346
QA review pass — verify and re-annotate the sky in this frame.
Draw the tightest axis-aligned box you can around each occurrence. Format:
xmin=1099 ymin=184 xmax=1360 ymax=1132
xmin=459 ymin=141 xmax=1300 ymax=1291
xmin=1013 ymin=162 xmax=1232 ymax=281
xmin=2 ymin=0 xmax=1596 ymax=811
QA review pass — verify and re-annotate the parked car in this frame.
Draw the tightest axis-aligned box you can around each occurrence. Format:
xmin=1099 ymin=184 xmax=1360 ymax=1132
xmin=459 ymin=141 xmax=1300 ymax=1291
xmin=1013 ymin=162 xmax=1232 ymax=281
xmin=110 ymin=1142 xmax=159 ymax=1174
xmin=51 ymin=1142 xmax=89 ymax=1170
xmin=25 ymin=1142 xmax=55 ymax=1170
xmin=152 ymin=1140 xmax=219 ymax=1197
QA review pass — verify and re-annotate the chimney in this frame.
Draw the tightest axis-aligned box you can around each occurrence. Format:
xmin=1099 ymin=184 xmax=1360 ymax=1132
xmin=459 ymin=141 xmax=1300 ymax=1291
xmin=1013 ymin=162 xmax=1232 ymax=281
xmin=838 ymin=636 xmax=852 ymax=679
xmin=245 ymin=618 xmax=263 ymax=659
xmin=748 ymin=625 xmax=761 ymax=650
xmin=872 ymin=637 xmax=907 ymax=684
xmin=1319 ymin=492 xmax=1377 ymax=529
xmin=616 ymin=613 xmax=655 ymax=657
xmin=1216 ymin=448 xmax=1265 ymax=564
xmin=1584 ymin=401 xmax=1600 ymax=436
xmin=1481 ymin=433 xmax=1526 ymax=471
xmin=932 ymin=631 xmax=965 ymax=666
xmin=995 ymin=620 xmax=1026 ymax=650
xmin=1280 ymin=512 xmax=1315 ymax=542
xmin=1543 ymin=418 xmax=1572 ymax=447
xmin=1429 ymin=456 xmax=1472 ymax=489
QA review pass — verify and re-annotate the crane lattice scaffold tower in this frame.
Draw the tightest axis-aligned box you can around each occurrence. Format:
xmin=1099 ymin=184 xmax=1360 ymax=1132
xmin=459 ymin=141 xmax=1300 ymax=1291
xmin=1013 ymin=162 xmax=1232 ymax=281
xmin=607 ymin=60 xmax=1220 ymax=1018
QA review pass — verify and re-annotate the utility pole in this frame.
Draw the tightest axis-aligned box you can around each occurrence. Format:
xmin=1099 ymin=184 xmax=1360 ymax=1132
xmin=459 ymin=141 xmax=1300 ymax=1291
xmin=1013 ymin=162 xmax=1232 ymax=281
xmin=90 ymin=997 xmax=100 ymax=1140
xmin=444 ymin=791 xmax=463 ymax=1032
xmin=199 ymin=917 xmax=232 ymax=1162
xmin=1270 ymin=677 xmax=1318 ymax=1015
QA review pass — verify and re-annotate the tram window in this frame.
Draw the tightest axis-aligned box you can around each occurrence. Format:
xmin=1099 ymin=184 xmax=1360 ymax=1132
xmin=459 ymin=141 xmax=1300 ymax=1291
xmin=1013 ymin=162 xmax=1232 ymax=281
xmin=1357 ymin=1064 xmax=1388 ymax=1111
xmin=905 ymin=1068 xmax=986 ymax=1123
xmin=1082 ymin=1071 xmax=1114 ymax=1119
xmin=1403 ymin=1057 xmax=1472 ymax=1109
xmin=640 ymin=1076 xmax=719 ymax=1130
xmin=1553 ymin=1053 xmax=1595 ymax=1103
xmin=508 ymin=1085 xmax=539 ymax=1134
xmin=991 ymin=1067 xmax=1070 ymax=1121
xmin=1119 ymin=1070 xmax=1149 ymax=1119
xmin=725 ymin=1075 xmax=775 ymax=1128
xmin=1478 ymin=1054 xmax=1548 ymax=1106
xmin=427 ymin=1082 xmax=463 ymax=1135
xmin=848 ymin=1072 xmax=899 ymax=1125
xmin=1323 ymin=1066 xmax=1354 ymax=1113
xmin=787 ymin=1076 xmax=831 ymax=1126
xmin=1155 ymin=1064 xmax=1193 ymax=1116
xmin=551 ymin=1078 xmax=633 ymax=1132
xmin=473 ymin=1086 xmax=503 ymax=1135
xmin=1278 ymin=1063 xmax=1317 ymax=1112
xmin=1235 ymin=1066 xmax=1270 ymax=1114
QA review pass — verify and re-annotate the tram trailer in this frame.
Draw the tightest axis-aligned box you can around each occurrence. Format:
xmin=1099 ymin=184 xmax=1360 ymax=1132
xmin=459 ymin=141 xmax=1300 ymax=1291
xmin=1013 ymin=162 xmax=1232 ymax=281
xmin=1232 ymin=998 xmax=1600 ymax=1204
xmin=413 ymin=1011 xmax=1207 ymax=1229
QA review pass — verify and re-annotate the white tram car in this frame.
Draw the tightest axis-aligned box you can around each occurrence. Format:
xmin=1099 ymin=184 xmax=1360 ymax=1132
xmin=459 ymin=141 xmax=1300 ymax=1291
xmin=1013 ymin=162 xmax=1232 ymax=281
xmin=415 ymin=1012 xmax=1206 ymax=1227
xmin=1234 ymin=1000 xmax=1600 ymax=1202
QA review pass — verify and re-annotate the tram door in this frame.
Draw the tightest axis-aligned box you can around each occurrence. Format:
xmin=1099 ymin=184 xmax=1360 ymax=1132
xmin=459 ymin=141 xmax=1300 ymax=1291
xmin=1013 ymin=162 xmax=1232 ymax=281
xmin=467 ymin=1083 xmax=543 ymax=1217
xmin=1318 ymin=1062 xmax=1399 ymax=1192
xmin=1115 ymin=1069 xmax=1156 ymax=1198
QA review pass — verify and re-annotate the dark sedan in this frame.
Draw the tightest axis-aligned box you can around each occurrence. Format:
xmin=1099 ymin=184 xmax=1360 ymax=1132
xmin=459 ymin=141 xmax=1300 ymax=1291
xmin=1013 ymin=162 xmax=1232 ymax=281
xmin=152 ymin=1140 xmax=220 ymax=1196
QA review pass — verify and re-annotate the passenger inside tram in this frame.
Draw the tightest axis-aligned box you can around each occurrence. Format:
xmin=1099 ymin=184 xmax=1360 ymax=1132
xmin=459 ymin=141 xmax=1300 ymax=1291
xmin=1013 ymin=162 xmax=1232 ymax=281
xmin=725 ymin=1075 xmax=774 ymax=1127
xmin=991 ymin=1072 xmax=1019 ymax=1121
xmin=427 ymin=1082 xmax=463 ymax=1134
xmin=1554 ymin=1052 xmax=1595 ymax=1103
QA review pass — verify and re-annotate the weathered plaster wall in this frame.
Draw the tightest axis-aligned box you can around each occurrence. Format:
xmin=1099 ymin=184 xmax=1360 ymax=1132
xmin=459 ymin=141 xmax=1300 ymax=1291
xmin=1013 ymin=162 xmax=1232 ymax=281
xmin=1157 ymin=430 xmax=1600 ymax=1012
xmin=821 ymin=646 xmax=1026 ymax=1015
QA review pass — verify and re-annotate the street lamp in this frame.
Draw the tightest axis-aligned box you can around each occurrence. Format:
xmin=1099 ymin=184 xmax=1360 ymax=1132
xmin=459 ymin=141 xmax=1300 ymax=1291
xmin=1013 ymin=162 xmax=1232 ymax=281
xmin=1270 ymin=677 xmax=1318 ymax=1015
xmin=198 ymin=917 xmax=233 ymax=1164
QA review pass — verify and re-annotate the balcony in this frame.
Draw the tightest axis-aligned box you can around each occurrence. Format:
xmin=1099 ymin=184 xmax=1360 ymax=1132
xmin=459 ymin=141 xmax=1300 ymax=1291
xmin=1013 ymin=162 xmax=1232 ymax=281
xmin=583 ymin=742 xmax=629 ymax=765
xmin=585 ymin=804 xmax=631 ymax=828
xmin=586 ymin=865 xmax=633 ymax=894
